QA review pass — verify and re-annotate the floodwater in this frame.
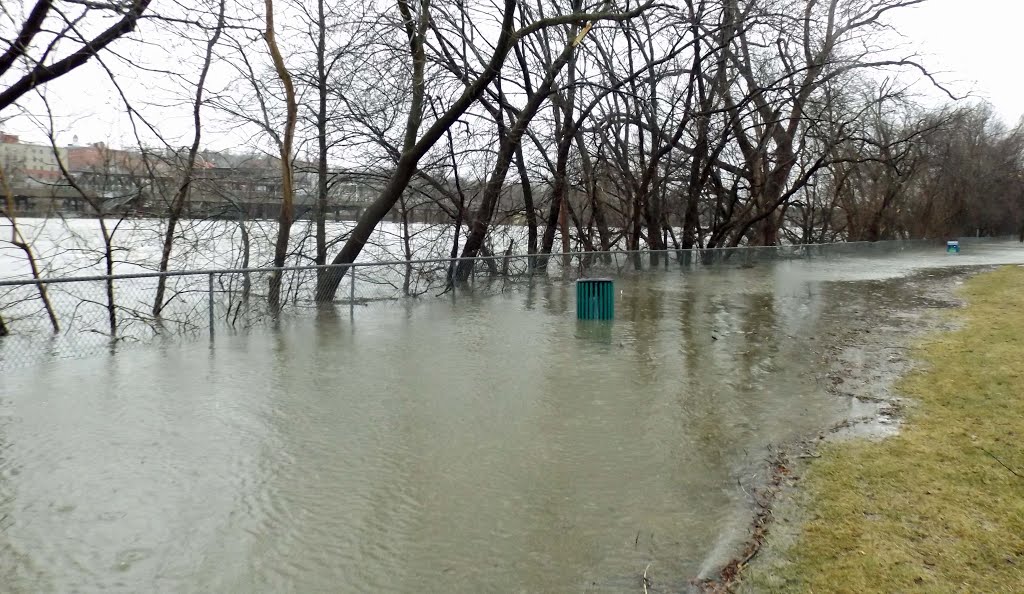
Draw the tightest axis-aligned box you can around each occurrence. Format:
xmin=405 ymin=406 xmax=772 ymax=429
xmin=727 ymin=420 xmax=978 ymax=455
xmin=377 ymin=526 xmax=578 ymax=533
xmin=1 ymin=242 xmax=1023 ymax=593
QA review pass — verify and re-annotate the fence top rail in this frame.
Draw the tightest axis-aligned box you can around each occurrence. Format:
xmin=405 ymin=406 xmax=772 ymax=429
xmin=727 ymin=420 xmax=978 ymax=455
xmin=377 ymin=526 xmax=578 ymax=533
xmin=0 ymin=238 xmax=945 ymax=287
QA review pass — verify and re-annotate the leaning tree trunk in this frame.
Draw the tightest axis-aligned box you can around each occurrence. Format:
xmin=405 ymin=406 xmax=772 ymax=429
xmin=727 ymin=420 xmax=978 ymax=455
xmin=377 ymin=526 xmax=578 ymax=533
xmin=2 ymin=156 xmax=59 ymax=333
xmin=313 ymin=0 xmax=651 ymax=301
xmin=456 ymin=38 xmax=580 ymax=280
xmin=315 ymin=0 xmax=520 ymax=302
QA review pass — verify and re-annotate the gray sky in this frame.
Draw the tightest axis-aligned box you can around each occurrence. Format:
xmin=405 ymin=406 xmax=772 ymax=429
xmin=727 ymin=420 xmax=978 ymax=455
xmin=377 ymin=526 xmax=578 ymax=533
xmin=3 ymin=0 xmax=1023 ymax=147
xmin=890 ymin=0 xmax=1024 ymax=122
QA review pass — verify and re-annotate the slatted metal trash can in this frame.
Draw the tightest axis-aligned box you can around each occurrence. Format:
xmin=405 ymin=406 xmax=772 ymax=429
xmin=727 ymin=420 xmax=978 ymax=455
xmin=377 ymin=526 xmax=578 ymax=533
xmin=576 ymin=278 xmax=614 ymax=320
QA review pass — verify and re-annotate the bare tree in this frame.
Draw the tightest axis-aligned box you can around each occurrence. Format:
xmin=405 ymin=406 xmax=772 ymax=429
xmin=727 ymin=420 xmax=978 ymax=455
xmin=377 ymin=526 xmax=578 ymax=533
xmin=153 ymin=0 xmax=226 ymax=317
xmin=263 ymin=0 xmax=299 ymax=311
xmin=315 ymin=0 xmax=658 ymax=301
xmin=0 ymin=160 xmax=59 ymax=332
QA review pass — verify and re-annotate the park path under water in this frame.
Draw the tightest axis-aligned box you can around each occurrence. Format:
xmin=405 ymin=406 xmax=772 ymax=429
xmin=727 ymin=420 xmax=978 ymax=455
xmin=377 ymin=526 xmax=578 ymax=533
xmin=1 ymin=242 xmax=1023 ymax=593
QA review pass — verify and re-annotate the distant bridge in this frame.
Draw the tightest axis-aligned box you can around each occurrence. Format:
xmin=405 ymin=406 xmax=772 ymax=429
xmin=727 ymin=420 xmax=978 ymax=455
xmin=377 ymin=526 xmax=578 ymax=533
xmin=3 ymin=185 xmax=370 ymax=222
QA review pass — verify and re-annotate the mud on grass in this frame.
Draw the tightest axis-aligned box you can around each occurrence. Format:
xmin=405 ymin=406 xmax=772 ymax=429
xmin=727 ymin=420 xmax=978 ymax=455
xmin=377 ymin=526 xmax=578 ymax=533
xmin=730 ymin=266 xmax=1024 ymax=593
xmin=693 ymin=267 xmax=978 ymax=592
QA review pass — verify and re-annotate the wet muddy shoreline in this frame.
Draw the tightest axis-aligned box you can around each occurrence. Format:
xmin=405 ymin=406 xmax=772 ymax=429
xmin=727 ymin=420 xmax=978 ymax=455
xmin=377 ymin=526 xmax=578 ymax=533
xmin=696 ymin=266 xmax=987 ymax=593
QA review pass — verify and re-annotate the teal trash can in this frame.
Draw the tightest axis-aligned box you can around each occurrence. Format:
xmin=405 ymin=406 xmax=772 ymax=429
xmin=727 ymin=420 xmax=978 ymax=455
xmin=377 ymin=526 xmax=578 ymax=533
xmin=946 ymin=240 xmax=960 ymax=254
xmin=576 ymin=278 xmax=614 ymax=320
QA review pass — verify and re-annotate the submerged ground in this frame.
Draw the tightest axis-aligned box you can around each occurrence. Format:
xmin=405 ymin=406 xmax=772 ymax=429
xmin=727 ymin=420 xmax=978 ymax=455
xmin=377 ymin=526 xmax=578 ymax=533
xmin=1 ymin=242 xmax=1022 ymax=592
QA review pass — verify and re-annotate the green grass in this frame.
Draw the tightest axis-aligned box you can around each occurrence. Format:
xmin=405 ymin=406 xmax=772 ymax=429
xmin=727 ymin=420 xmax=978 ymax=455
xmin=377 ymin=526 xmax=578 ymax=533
xmin=746 ymin=266 xmax=1024 ymax=593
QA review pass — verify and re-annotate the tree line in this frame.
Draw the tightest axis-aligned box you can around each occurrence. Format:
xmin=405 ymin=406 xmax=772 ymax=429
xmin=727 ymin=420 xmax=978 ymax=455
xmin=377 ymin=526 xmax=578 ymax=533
xmin=1 ymin=0 xmax=1023 ymax=321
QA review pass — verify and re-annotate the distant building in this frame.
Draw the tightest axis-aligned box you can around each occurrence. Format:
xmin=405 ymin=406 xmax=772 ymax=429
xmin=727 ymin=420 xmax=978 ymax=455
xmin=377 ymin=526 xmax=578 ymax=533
xmin=1 ymin=137 xmax=395 ymax=222
xmin=64 ymin=141 xmax=166 ymax=213
xmin=0 ymin=133 xmax=67 ymax=187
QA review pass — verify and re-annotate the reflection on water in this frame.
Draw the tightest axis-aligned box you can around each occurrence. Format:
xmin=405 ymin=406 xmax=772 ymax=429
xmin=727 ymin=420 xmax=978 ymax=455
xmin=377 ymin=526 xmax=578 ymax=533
xmin=1 ymin=243 xmax=1022 ymax=592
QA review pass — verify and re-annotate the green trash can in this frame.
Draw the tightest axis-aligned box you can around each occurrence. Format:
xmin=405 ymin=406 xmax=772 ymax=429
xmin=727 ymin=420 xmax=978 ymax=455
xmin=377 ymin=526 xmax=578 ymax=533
xmin=576 ymin=278 xmax=614 ymax=320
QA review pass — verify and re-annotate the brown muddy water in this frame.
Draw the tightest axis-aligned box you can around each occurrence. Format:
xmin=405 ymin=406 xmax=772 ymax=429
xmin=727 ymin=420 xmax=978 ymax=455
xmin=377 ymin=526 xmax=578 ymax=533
xmin=2 ymin=242 xmax=1023 ymax=593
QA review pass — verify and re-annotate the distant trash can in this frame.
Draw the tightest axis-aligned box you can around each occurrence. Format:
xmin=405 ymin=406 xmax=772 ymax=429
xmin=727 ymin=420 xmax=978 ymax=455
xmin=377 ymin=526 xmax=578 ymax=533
xmin=946 ymin=240 xmax=960 ymax=254
xmin=576 ymin=278 xmax=614 ymax=320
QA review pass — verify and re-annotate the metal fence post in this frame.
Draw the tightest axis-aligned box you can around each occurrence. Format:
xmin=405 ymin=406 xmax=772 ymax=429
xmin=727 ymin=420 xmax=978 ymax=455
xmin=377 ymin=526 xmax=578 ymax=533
xmin=208 ymin=272 xmax=215 ymax=338
xmin=349 ymin=265 xmax=356 ymax=318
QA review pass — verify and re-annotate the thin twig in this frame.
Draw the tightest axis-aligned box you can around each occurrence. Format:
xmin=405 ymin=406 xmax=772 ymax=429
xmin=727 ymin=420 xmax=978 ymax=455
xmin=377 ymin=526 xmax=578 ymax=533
xmin=642 ymin=563 xmax=651 ymax=594
xmin=979 ymin=447 xmax=1024 ymax=480
xmin=737 ymin=476 xmax=750 ymax=499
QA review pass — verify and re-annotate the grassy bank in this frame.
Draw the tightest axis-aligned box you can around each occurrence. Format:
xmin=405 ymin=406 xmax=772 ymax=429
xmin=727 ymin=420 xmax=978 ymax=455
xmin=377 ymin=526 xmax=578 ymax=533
xmin=744 ymin=266 xmax=1024 ymax=593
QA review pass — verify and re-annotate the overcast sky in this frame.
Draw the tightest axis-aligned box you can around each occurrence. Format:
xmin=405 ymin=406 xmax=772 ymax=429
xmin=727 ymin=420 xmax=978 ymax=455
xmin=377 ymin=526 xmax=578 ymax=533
xmin=4 ymin=0 xmax=1023 ymax=147
xmin=890 ymin=0 xmax=1024 ymax=123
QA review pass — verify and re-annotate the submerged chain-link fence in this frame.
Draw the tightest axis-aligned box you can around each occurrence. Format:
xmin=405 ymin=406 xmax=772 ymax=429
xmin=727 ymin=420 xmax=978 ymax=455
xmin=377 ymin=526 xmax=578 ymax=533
xmin=0 ymin=238 xmax=969 ymax=369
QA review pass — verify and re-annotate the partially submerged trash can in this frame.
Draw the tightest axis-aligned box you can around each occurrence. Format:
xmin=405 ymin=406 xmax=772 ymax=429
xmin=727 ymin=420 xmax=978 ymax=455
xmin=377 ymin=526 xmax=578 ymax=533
xmin=576 ymin=278 xmax=614 ymax=320
xmin=946 ymin=240 xmax=960 ymax=254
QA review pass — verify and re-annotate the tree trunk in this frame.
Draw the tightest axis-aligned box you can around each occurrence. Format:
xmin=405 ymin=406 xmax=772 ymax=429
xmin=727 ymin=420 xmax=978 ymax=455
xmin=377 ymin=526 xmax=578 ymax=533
xmin=99 ymin=217 xmax=117 ymax=336
xmin=456 ymin=31 xmax=581 ymax=280
xmin=757 ymin=213 xmax=780 ymax=246
xmin=455 ymin=113 xmax=512 ymax=281
xmin=573 ymin=129 xmax=611 ymax=255
xmin=314 ymin=0 xmax=650 ymax=300
xmin=539 ymin=122 xmax=576 ymax=268
xmin=2 ymin=155 xmax=59 ymax=333
xmin=264 ymin=0 xmax=299 ymax=312
xmin=538 ymin=184 xmax=563 ymax=270
xmin=316 ymin=0 xmax=520 ymax=302
xmin=315 ymin=0 xmax=329 ymax=283
xmin=401 ymin=193 xmax=413 ymax=295
xmin=239 ymin=211 xmax=251 ymax=305
xmin=153 ymin=0 xmax=223 ymax=317
xmin=514 ymin=143 xmax=538 ymax=266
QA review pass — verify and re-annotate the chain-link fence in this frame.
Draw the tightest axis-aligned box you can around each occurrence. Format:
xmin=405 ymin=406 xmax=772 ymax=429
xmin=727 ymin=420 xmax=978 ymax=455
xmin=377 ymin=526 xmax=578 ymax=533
xmin=0 ymin=237 xmax=976 ymax=369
